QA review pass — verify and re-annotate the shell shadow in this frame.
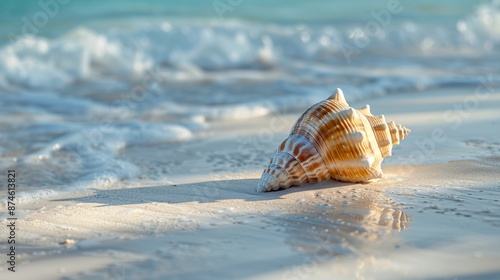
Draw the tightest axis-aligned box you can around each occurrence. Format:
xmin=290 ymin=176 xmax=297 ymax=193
xmin=53 ymin=179 xmax=355 ymax=206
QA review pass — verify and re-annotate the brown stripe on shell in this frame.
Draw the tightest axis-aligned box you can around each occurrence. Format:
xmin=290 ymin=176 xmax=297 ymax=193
xmin=270 ymin=151 xmax=308 ymax=186
xmin=279 ymin=134 xmax=330 ymax=183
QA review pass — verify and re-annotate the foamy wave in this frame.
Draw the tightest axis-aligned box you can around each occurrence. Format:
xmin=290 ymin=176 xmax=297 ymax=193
xmin=1 ymin=1 xmax=499 ymax=90
xmin=457 ymin=0 xmax=500 ymax=50
xmin=13 ymin=122 xmax=193 ymax=194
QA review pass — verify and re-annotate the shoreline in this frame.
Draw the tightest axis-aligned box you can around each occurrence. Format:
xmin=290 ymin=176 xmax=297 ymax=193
xmin=1 ymin=86 xmax=500 ymax=279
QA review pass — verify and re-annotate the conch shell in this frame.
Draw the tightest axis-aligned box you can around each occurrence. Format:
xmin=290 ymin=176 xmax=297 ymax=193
xmin=257 ymin=88 xmax=410 ymax=192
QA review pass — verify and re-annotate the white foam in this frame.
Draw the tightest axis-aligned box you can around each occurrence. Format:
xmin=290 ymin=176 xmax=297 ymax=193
xmin=458 ymin=0 xmax=500 ymax=48
xmin=11 ymin=122 xmax=193 ymax=199
xmin=2 ymin=7 xmax=499 ymax=90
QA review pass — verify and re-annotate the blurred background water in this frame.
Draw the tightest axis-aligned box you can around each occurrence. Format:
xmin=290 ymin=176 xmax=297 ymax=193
xmin=0 ymin=0 xmax=494 ymax=36
xmin=0 ymin=0 xmax=499 ymax=199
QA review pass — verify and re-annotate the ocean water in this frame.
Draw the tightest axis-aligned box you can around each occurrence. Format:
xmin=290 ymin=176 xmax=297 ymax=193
xmin=1 ymin=0 xmax=500 ymax=200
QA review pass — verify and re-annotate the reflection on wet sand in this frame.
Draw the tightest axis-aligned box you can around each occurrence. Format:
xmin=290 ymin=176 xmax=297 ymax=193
xmin=271 ymin=191 xmax=411 ymax=280
xmin=277 ymin=195 xmax=411 ymax=258
xmin=331 ymin=202 xmax=410 ymax=231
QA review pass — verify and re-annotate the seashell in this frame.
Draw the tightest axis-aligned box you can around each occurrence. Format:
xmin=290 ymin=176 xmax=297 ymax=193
xmin=257 ymin=88 xmax=411 ymax=192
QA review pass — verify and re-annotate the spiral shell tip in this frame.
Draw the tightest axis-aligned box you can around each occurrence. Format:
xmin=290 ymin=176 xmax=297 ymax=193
xmin=257 ymin=173 xmax=279 ymax=192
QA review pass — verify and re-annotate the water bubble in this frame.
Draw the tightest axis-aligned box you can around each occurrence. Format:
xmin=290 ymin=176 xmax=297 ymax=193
xmin=484 ymin=41 xmax=494 ymax=51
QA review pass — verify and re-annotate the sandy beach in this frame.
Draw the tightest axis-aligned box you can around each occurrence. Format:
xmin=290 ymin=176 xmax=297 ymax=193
xmin=2 ymin=1 xmax=500 ymax=279
xmin=2 ymin=86 xmax=499 ymax=279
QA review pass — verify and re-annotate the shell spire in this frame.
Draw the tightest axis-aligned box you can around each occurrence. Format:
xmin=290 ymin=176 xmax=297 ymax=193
xmin=257 ymin=88 xmax=411 ymax=192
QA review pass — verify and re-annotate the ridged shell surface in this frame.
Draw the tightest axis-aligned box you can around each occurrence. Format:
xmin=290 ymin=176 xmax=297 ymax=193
xmin=257 ymin=88 xmax=411 ymax=192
